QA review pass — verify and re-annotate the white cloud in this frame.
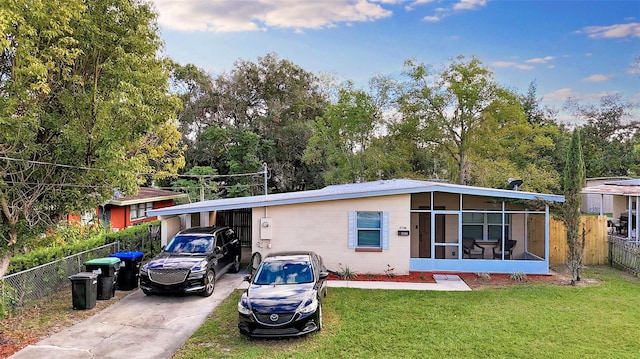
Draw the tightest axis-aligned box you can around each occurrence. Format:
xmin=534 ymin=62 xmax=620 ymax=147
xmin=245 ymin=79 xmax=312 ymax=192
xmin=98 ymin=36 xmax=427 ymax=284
xmin=151 ymin=0 xmax=393 ymax=32
xmin=404 ymin=0 xmax=435 ymax=11
xmin=418 ymin=0 xmax=486 ymax=23
xmin=492 ymin=61 xmax=534 ymax=70
xmin=542 ymin=88 xmax=575 ymax=103
xmin=453 ymin=0 xmax=487 ymax=11
xmin=583 ymin=74 xmax=613 ymax=82
xmin=423 ymin=15 xmax=441 ymax=22
xmin=578 ymin=22 xmax=640 ymax=39
xmin=543 ymin=88 xmax=617 ymax=103
xmin=525 ymin=56 xmax=555 ymax=64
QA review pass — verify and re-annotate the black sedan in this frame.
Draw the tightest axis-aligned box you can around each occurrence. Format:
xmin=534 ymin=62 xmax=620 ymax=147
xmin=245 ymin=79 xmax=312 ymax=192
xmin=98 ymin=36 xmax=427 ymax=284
xmin=237 ymin=251 xmax=328 ymax=338
xmin=139 ymin=226 xmax=241 ymax=297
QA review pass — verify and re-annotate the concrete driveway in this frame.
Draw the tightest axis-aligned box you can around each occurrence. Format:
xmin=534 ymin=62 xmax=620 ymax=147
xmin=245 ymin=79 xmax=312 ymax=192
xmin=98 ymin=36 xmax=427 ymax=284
xmin=10 ymin=272 xmax=246 ymax=359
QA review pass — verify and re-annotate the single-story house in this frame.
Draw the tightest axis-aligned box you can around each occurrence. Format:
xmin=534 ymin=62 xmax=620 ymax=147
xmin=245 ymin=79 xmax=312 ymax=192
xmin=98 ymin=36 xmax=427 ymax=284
xmin=147 ymin=179 xmax=564 ymax=275
xmin=582 ymin=178 xmax=640 ymax=239
xmin=68 ymin=187 xmax=188 ymax=231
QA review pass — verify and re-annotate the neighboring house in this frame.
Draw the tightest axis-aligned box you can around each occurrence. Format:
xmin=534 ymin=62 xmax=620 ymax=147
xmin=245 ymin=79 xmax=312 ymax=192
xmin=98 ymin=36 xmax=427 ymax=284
xmin=581 ymin=177 xmax=631 ymax=215
xmin=147 ymin=179 xmax=564 ymax=275
xmin=582 ymin=178 xmax=640 ymax=239
xmin=68 ymin=187 xmax=188 ymax=231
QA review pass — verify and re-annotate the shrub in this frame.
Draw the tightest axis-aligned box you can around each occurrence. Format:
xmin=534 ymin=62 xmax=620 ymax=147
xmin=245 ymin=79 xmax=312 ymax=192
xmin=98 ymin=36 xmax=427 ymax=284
xmin=338 ymin=263 xmax=358 ymax=279
xmin=7 ymin=221 xmax=160 ymax=274
xmin=384 ymin=264 xmax=396 ymax=278
xmin=509 ymin=271 xmax=528 ymax=282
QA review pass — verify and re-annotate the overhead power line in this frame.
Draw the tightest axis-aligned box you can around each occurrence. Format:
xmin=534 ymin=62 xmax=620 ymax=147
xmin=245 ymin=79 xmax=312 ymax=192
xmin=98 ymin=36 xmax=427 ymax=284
xmin=0 ymin=155 xmax=267 ymax=179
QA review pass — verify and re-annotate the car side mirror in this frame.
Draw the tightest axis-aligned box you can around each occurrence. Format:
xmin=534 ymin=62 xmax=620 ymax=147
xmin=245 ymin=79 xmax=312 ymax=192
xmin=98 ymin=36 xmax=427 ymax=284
xmin=214 ymin=246 xmax=222 ymax=253
xmin=319 ymin=271 xmax=329 ymax=280
xmin=243 ymin=274 xmax=251 ymax=282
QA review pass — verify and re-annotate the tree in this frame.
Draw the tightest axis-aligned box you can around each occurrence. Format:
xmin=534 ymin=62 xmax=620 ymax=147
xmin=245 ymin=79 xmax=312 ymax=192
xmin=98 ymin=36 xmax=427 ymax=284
xmin=566 ymin=94 xmax=639 ymax=178
xmin=304 ymin=81 xmax=390 ymax=183
xmin=561 ymin=129 xmax=586 ymax=285
xmin=0 ymin=0 xmax=182 ymax=277
xmin=392 ymin=56 xmax=561 ymax=191
xmin=176 ymin=53 xmax=328 ymax=193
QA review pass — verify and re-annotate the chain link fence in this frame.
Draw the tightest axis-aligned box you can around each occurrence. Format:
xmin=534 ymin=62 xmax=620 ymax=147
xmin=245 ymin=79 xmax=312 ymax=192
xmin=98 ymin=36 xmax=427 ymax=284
xmin=0 ymin=224 xmax=162 ymax=317
xmin=1 ymin=243 xmax=119 ymax=312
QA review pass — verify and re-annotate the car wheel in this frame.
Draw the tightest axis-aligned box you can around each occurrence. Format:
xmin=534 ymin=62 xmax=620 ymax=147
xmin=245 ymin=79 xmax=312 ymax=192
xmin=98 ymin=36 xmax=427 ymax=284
xmin=229 ymin=254 xmax=241 ymax=273
xmin=200 ymin=270 xmax=215 ymax=297
xmin=317 ymin=303 xmax=323 ymax=332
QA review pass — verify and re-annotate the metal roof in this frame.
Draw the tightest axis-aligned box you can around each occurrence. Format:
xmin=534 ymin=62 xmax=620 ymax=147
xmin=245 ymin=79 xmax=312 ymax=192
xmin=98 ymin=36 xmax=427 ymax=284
xmin=582 ymin=180 xmax=640 ymax=196
xmin=108 ymin=187 xmax=188 ymax=206
xmin=147 ymin=179 xmax=565 ymax=217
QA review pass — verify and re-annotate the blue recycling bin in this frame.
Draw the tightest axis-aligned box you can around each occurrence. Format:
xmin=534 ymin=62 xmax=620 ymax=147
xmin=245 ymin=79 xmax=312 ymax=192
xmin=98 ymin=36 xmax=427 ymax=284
xmin=110 ymin=251 xmax=144 ymax=291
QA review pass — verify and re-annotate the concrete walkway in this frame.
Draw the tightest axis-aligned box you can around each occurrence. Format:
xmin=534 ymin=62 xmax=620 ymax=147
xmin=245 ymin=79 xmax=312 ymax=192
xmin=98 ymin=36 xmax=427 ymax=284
xmin=325 ymin=274 xmax=471 ymax=291
xmin=10 ymin=273 xmax=469 ymax=359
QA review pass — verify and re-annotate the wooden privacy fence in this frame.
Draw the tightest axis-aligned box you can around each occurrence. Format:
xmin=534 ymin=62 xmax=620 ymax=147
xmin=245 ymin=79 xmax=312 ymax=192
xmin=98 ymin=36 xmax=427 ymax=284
xmin=528 ymin=215 xmax=608 ymax=265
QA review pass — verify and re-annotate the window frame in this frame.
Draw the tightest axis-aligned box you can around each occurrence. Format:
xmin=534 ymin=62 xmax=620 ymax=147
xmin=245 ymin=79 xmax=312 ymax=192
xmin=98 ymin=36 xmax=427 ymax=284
xmin=130 ymin=202 xmax=154 ymax=220
xmin=462 ymin=212 xmax=511 ymax=241
xmin=348 ymin=211 xmax=389 ymax=251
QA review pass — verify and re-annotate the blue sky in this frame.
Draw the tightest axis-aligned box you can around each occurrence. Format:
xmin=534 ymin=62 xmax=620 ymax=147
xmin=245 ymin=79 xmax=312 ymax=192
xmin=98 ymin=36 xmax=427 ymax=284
xmin=151 ymin=0 xmax=639 ymax=122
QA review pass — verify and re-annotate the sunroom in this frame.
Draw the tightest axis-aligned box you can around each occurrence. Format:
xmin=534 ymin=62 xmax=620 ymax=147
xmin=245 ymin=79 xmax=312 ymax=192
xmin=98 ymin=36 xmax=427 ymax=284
xmin=408 ymin=189 xmax=560 ymax=275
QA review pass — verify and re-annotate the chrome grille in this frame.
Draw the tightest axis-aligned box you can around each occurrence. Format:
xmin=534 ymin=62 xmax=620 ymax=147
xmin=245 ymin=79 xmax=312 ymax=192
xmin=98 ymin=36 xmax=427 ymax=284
xmin=253 ymin=328 xmax=299 ymax=336
xmin=255 ymin=312 xmax=295 ymax=325
xmin=148 ymin=268 xmax=189 ymax=285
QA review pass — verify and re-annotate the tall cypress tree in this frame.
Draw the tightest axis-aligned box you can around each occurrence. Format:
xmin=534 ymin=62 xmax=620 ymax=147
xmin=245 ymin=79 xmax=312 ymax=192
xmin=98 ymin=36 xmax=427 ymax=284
xmin=562 ymin=129 xmax=586 ymax=285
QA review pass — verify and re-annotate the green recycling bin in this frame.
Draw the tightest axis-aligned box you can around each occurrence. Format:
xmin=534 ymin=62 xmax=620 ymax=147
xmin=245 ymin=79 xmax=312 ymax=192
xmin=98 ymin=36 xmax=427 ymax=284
xmin=84 ymin=257 xmax=121 ymax=300
xmin=69 ymin=272 xmax=98 ymax=310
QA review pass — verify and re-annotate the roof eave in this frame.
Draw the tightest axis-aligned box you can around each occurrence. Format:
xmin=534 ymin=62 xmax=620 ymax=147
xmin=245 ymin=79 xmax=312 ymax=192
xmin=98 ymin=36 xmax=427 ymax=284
xmin=109 ymin=194 xmax=188 ymax=207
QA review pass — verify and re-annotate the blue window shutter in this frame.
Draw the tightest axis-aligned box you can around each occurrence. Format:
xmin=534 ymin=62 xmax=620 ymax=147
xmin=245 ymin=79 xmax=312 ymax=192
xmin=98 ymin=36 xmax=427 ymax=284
xmin=382 ymin=211 xmax=390 ymax=250
xmin=348 ymin=212 xmax=356 ymax=249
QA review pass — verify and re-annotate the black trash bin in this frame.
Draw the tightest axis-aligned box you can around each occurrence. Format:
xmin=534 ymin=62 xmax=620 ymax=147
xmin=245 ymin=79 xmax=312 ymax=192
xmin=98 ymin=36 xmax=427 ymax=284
xmin=69 ymin=272 xmax=98 ymax=310
xmin=110 ymin=251 xmax=144 ymax=291
xmin=84 ymin=257 xmax=121 ymax=300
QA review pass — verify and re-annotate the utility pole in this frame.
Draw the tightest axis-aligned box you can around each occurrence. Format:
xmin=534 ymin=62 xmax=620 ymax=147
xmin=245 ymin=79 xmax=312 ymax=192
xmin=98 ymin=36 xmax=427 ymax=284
xmin=263 ymin=163 xmax=268 ymax=198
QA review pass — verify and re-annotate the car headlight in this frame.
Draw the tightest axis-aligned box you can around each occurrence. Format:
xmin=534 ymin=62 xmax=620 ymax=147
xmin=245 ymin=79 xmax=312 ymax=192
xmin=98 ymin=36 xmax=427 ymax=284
xmin=188 ymin=262 xmax=208 ymax=279
xmin=140 ymin=264 xmax=149 ymax=276
xmin=238 ymin=296 xmax=251 ymax=315
xmin=188 ymin=268 xmax=207 ymax=279
xmin=298 ymin=296 xmax=318 ymax=314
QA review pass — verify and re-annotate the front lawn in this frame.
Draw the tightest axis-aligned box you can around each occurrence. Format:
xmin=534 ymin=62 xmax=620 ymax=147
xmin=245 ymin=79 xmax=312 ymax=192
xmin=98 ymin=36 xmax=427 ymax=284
xmin=174 ymin=266 xmax=640 ymax=359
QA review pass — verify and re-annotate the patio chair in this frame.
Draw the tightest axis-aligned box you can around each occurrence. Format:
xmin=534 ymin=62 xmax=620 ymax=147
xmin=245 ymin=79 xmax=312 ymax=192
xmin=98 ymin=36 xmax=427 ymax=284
xmin=462 ymin=237 xmax=485 ymax=259
xmin=492 ymin=239 xmax=517 ymax=260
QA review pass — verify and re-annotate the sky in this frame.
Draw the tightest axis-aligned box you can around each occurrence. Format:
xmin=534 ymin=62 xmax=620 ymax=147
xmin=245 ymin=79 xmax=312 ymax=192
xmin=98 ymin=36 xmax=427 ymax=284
xmin=150 ymin=0 xmax=640 ymax=123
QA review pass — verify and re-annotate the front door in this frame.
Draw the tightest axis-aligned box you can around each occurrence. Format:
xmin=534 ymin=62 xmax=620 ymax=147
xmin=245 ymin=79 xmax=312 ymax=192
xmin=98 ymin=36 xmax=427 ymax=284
xmin=418 ymin=209 xmax=445 ymax=258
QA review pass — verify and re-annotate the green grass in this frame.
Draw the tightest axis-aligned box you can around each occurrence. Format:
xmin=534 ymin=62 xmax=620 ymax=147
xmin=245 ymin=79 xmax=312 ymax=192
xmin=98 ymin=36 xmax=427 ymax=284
xmin=173 ymin=266 xmax=640 ymax=359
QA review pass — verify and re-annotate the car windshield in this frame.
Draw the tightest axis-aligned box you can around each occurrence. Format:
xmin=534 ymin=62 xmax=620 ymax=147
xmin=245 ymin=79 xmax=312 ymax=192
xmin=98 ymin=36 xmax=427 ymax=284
xmin=253 ymin=261 xmax=313 ymax=285
xmin=165 ymin=235 xmax=213 ymax=254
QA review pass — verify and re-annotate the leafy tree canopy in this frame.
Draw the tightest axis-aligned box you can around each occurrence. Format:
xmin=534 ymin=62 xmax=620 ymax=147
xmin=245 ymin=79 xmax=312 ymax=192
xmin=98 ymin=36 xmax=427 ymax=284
xmin=0 ymin=0 xmax=183 ymax=275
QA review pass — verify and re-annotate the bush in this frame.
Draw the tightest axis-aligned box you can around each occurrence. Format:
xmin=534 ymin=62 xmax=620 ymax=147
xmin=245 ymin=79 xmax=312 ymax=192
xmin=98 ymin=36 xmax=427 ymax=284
xmin=7 ymin=221 xmax=160 ymax=275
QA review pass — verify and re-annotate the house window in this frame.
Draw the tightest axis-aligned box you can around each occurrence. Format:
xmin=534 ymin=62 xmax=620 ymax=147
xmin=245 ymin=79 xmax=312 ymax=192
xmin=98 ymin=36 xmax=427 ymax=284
xmin=348 ymin=211 xmax=389 ymax=250
xmin=130 ymin=202 xmax=154 ymax=220
xmin=462 ymin=212 xmax=510 ymax=241
xmin=357 ymin=212 xmax=381 ymax=247
xmin=80 ymin=210 xmax=95 ymax=225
